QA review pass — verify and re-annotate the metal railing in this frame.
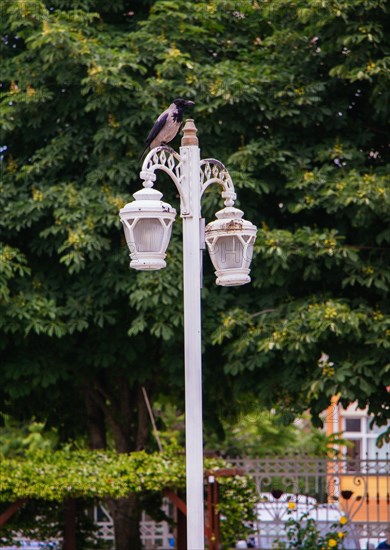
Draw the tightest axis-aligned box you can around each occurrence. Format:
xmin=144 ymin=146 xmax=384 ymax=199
xmin=89 ymin=455 xmax=390 ymax=549
xmin=229 ymin=455 xmax=390 ymax=549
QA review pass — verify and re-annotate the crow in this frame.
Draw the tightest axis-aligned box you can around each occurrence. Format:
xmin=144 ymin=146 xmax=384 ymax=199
xmin=140 ymin=98 xmax=195 ymax=160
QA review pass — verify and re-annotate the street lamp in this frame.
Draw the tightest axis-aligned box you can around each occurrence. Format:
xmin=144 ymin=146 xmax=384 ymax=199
xmin=205 ymin=205 xmax=257 ymax=286
xmin=120 ymin=187 xmax=176 ymax=270
xmin=119 ymin=120 xmax=257 ymax=550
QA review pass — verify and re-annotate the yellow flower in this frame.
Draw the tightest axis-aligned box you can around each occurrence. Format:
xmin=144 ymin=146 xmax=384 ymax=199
xmin=363 ymin=173 xmax=375 ymax=183
xmin=339 ymin=516 xmax=348 ymax=525
xmin=206 ymin=4 xmax=217 ymax=13
xmin=85 ymin=216 xmax=95 ymax=230
xmin=338 ymin=532 xmax=345 ymax=539
xmin=68 ymin=229 xmax=84 ymax=246
xmin=3 ymin=246 xmax=13 ymax=261
xmin=210 ymin=79 xmax=222 ymax=96
xmin=108 ymin=114 xmax=120 ymax=128
xmin=88 ymin=65 xmax=103 ymax=77
xmin=373 ymin=310 xmax=383 ymax=321
xmin=26 ymin=85 xmax=36 ymax=97
xmin=42 ymin=20 xmax=51 ymax=34
xmin=168 ymin=47 xmax=181 ymax=58
xmin=109 ymin=196 xmax=125 ymax=210
xmin=32 ymin=188 xmax=44 ymax=202
xmin=324 ymin=306 xmax=337 ymax=320
xmin=304 ymin=194 xmax=314 ymax=205
xmin=328 ymin=539 xmax=337 ymax=548
xmin=303 ymin=171 xmax=314 ymax=181
xmin=9 ymin=81 xmax=19 ymax=94
xmin=288 ymin=502 xmax=296 ymax=510
xmin=7 ymin=158 xmax=18 ymax=173
xmin=324 ymin=238 xmax=337 ymax=248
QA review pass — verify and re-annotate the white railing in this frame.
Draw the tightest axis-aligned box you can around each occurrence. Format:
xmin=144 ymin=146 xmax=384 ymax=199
xmin=229 ymin=455 xmax=390 ymax=549
xmin=92 ymin=499 xmax=174 ymax=550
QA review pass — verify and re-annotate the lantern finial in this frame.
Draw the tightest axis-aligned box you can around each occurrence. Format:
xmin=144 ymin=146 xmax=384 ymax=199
xmin=181 ymin=119 xmax=198 ymax=147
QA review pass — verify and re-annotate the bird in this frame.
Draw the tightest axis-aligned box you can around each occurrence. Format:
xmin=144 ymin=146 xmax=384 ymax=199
xmin=140 ymin=98 xmax=195 ymax=160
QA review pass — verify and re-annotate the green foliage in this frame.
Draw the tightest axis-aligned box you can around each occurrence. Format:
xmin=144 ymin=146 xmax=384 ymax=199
xmin=275 ymin=506 xmax=349 ymax=549
xmin=0 ymin=500 xmax=62 ymax=548
xmin=218 ymin=474 xmax=257 ymax=549
xmin=204 ymin=0 xmax=390 ymax=430
xmin=0 ymin=449 xmax=183 ymax=501
xmin=0 ymin=414 xmax=58 ymax=457
xmin=0 ymin=499 xmax=105 ymax=549
xmin=152 ymin=400 xmax=185 ymax=448
xmin=204 ymin=410 xmax=348 ymax=458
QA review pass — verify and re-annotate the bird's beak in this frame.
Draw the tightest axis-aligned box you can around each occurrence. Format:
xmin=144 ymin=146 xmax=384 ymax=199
xmin=185 ymin=100 xmax=195 ymax=107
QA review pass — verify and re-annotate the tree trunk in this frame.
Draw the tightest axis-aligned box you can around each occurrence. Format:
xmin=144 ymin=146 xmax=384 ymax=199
xmin=108 ymin=495 xmax=142 ymax=550
xmin=63 ymin=499 xmax=77 ymax=550
xmin=136 ymin=384 xmax=149 ymax=451
xmin=85 ymin=387 xmax=106 ymax=450
xmin=86 ymin=379 xmax=152 ymax=550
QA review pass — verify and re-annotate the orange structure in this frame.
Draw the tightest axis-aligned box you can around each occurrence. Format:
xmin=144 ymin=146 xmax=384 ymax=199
xmin=325 ymin=398 xmax=390 ymax=538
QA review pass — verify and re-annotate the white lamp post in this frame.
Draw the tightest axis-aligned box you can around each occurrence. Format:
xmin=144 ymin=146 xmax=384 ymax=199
xmin=120 ymin=120 xmax=257 ymax=550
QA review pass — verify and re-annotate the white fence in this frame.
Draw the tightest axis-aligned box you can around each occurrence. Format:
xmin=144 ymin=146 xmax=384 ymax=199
xmin=93 ymin=500 xmax=174 ymax=550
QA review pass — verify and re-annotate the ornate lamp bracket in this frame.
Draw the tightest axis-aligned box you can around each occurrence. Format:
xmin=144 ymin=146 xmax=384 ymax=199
xmin=140 ymin=146 xmax=190 ymax=216
xmin=140 ymin=148 xmax=238 ymax=217
xmin=200 ymin=158 xmax=237 ymax=207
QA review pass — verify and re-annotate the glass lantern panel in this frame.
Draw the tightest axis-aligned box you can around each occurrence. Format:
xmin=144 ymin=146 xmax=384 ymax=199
xmin=133 ymin=218 xmax=164 ymax=253
xmin=244 ymin=241 xmax=254 ymax=265
xmin=215 ymin=236 xmax=244 ymax=268
xmin=122 ymin=223 xmax=135 ymax=253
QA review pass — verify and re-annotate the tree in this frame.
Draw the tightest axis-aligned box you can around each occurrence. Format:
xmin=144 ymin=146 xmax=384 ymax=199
xmin=203 ymin=0 xmax=390 ymax=433
xmin=1 ymin=0 xmax=389 ymax=546
xmin=204 ymin=410 xmax=347 ymax=458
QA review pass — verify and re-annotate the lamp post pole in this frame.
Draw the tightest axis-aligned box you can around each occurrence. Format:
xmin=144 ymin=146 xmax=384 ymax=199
xmin=180 ymin=122 xmax=205 ymax=549
xmin=119 ymin=119 xmax=257 ymax=550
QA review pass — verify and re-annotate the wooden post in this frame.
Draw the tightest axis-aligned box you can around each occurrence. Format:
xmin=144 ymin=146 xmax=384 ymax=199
xmin=0 ymin=499 xmax=27 ymax=526
xmin=164 ymin=469 xmax=244 ymax=550
xmin=63 ymin=499 xmax=77 ymax=550
xmin=205 ymin=468 xmax=245 ymax=549
xmin=207 ymin=475 xmax=220 ymax=550
xmin=176 ymin=500 xmax=187 ymax=550
xmin=164 ymin=489 xmax=188 ymax=550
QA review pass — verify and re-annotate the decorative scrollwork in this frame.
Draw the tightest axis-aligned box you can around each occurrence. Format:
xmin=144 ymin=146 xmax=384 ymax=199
xmin=140 ymin=149 xmax=238 ymax=215
xmin=140 ymin=146 xmax=189 ymax=214
xmin=339 ymin=475 xmax=366 ymax=520
xmin=200 ymin=158 xmax=237 ymax=207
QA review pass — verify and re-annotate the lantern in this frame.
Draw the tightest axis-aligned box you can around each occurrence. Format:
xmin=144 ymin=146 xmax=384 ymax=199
xmin=205 ymin=206 xmax=257 ymax=286
xmin=119 ymin=187 xmax=176 ymax=270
